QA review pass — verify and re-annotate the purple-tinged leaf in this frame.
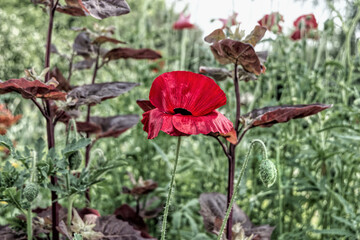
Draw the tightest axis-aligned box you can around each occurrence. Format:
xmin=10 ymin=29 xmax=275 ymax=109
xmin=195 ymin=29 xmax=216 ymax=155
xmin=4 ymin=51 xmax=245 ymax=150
xmin=204 ymin=29 xmax=226 ymax=43
xmin=210 ymin=39 xmax=265 ymax=75
xmin=76 ymin=121 xmax=102 ymax=134
xmin=50 ymin=67 xmax=72 ymax=92
xmin=56 ymin=5 xmax=86 ymax=16
xmin=0 ymin=79 xmax=66 ymax=101
xmin=67 ymin=82 xmax=139 ymax=108
xmin=199 ymin=66 xmax=232 ymax=81
xmin=103 ymin=47 xmax=162 ymax=61
xmin=89 ymin=115 xmax=139 ymax=139
xmin=244 ymin=25 xmax=267 ymax=47
xmin=73 ymin=58 xmax=96 ymax=70
xmin=199 ymin=193 xmax=252 ymax=235
xmin=92 ymin=36 xmax=126 ymax=45
xmin=73 ymin=32 xmax=97 ymax=58
xmin=0 ymin=225 xmax=26 ymax=240
xmin=113 ymin=204 xmax=149 ymax=236
xmin=242 ymin=104 xmax=332 ymax=128
xmin=136 ymin=100 xmax=155 ymax=112
xmin=199 ymin=193 xmax=275 ymax=239
xmin=79 ymin=0 xmax=130 ymax=20
xmin=93 ymin=215 xmax=155 ymax=240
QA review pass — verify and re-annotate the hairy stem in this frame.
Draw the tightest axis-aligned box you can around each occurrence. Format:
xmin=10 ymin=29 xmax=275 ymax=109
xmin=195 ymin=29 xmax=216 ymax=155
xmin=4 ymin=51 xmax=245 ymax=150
xmin=218 ymin=139 xmax=268 ymax=240
xmin=161 ymin=137 xmax=181 ymax=240
xmin=27 ymin=207 xmax=33 ymax=240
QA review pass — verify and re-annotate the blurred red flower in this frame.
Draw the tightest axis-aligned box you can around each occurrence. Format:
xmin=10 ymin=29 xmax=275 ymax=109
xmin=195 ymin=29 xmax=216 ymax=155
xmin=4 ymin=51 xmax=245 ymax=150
xmin=140 ymin=71 xmax=236 ymax=143
xmin=219 ymin=12 xmax=239 ymax=29
xmin=173 ymin=13 xmax=195 ymax=30
xmin=0 ymin=104 xmax=21 ymax=135
xmin=291 ymin=13 xmax=319 ymax=40
xmin=258 ymin=12 xmax=284 ymax=33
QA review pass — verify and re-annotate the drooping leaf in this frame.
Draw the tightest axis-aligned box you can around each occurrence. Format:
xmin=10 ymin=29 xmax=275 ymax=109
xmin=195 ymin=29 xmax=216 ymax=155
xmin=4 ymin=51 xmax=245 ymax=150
xmin=94 ymin=215 xmax=154 ymax=240
xmin=242 ymin=103 xmax=332 ymax=128
xmin=73 ymin=32 xmax=96 ymax=58
xmin=199 ymin=193 xmax=275 ymax=239
xmin=199 ymin=66 xmax=231 ymax=81
xmin=75 ymin=121 xmax=102 ymax=134
xmin=0 ymin=135 xmax=14 ymax=153
xmin=103 ymin=47 xmax=162 ymax=61
xmin=0 ymin=79 xmax=66 ymax=101
xmin=136 ymin=100 xmax=155 ymax=112
xmin=92 ymin=36 xmax=126 ymax=45
xmin=56 ymin=5 xmax=86 ymax=16
xmin=78 ymin=0 xmax=131 ymax=20
xmin=243 ymin=25 xmax=267 ymax=47
xmin=50 ymin=67 xmax=72 ymax=92
xmin=89 ymin=115 xmax=139 ymax=139
xmin=114 ymin=204 xmax=149 ymax=235
xmin=67 ymin=82 xmax=139 ymax=108
xmin=210 ymin=39 xmax=265 ymax=75
xmin=73 ymin=58 xmax=96 ymax=70
xmin=199 ymin=192 xmax=252 ymax=235
xmin=204 ymin=29 xmax=226 ymax=43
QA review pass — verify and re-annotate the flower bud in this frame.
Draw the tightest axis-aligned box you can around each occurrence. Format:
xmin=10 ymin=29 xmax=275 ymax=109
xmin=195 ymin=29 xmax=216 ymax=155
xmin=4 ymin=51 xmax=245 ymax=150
xmin=259 ymin=159 xmax=277 ymax=188
xmin=68 ymin=150 xmax=82 ymax=170
xmin=23 ymin=183 xmax=39 ymax=202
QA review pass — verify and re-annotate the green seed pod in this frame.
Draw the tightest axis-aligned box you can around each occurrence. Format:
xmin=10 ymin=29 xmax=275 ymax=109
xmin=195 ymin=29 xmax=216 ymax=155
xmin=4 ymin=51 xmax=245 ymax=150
xmin=68 ymin=151 xmax=82 ymax=170
xmin=259 ymin=159 xmax=277 ymax=188
xmin=23 ymin=183 xmax=39 ymax=202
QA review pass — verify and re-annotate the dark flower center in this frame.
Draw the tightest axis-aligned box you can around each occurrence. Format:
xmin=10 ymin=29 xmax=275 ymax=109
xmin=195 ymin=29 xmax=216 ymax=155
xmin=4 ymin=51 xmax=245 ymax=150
xmin=174 ymin=108 xmax=192 ymax=115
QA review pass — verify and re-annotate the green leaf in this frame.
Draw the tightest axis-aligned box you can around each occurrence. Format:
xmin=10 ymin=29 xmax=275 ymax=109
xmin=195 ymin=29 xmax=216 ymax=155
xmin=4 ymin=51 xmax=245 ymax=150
xmin=63 ymin=138 xmax=91 ymax=158
xmin=35 ymin=138 xmax=46 ymax=162
xmin=0 ymin=135 xmax=14 ymax=153
xmin=308 ymin=229 xmax=354 ymax=237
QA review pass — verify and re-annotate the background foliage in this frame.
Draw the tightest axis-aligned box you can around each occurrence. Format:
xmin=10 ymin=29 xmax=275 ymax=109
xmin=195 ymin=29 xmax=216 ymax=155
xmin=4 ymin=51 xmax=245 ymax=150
xmin=0 ymin=0 xmax=359 ymax=239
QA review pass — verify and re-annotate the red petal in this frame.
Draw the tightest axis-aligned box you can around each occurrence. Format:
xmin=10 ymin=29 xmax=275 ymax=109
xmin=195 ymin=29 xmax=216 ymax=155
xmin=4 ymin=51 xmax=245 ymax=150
xmin=173 ymin=13 xmax=195 ymax=30
xmin=141 ymin=109 xmax=185 ymax=139
xmin=149 ymin=71 xmax=227 ymax=116
xmin=172 ymin=110 xmax=234 ymax=136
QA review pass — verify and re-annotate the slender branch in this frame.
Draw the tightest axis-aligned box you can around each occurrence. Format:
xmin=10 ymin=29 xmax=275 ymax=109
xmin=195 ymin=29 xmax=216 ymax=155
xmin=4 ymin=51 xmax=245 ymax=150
xmin=233 ymin=63 xmax=241 ymax=134
xmin=210 ymin=135 xmax=230 ymax=159
xmin=67 ymin=51 xmax=75 ymax=84
xmin=53 ymin=110 xmax=65 ymax=126
xmin=235 ymin=126 xmax=251 ymax=146
xmin=31 ymin=98 xmax=48 ymax=120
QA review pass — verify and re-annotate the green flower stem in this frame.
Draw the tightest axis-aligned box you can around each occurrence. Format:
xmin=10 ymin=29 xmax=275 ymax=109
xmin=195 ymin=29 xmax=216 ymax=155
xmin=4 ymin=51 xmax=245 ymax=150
xmin=161 ymin=137 xmax=181 ymax=240
xmin=27 ymin=207 xmax=33 ymax=240
xmin=217 ymin=139 xmax=268 ymax=240
xmin=180 ymin=29 xmax=188 ymax=70
xmin=276 ymin=144 xmax=284 ymax=238
xmin=67 ymin=195 xmax=74 ymax=227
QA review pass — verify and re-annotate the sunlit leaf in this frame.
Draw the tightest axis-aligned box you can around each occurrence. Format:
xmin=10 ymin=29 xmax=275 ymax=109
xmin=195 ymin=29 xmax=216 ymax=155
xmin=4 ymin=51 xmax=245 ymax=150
xmin=204 ymin=29 xmax=226 ymax=43
xmin=243 ymin=25 xmax=267 ymax=47
xmin=0 ymin=78 xmax=66 ymax=101
xmin=242 ymin=103 xmax=332 ymax=128
xmin=78 ymin=0 xmax=130 ymax=20
xmin=67 ymin=82 xmax=139 ymax=108
xmin=199 ymin=66 xmax=231 ymax=81
xmin=103 ymin=47 xmax=162 ymax=61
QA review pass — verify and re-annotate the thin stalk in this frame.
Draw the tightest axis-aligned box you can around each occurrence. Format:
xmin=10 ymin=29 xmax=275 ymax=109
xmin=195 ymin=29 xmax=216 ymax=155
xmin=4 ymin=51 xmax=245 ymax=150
xmin=43 ymin=0 xmax=59 ymax=239
xmin=276 ymin=144 xmax=284 ymax=238
xmin=179 ymin=29 xmax=188 ymax=70
xmin=161 ymin=137 xmax=181 ymax=240
xmin=218 ymin=140 xmax=268 ymax=240
xmin=27 ymin=207 xmax=33 ymax=240
xmin=67 ymin=196 xmax=74 ymax=227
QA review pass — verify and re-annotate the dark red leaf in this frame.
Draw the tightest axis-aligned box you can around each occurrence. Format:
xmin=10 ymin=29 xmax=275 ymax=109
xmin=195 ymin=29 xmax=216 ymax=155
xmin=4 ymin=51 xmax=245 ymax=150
xmin=89 ymin=115 xmax=139 ymax=139
xmin=199 ymin=192 xmax=252 ymax=235
xmin=73 ymin=32 xmax=97 ymax=58
xmin=67 ymin=82 xmax=139 ymax=108
xmin=122 ymin=180 xmax=158 ymax=196
xmin=78 ymin=0 xmax=130 ymax=20
xmin=138 ymin=197 xmax=162 ymax=219
xmin=242 ymin=103 xmax=332 ymax=128
xmin=93 ymin=215 xmax=154 ymax=240
xmin=199 ymin=193 xmax=275 ymax=239
xmin=114 ymin=204 xmax=148 ymax=234
xmin=92 ymin=36 xmax=126 ymax=45
xmin=56 ymin=5 xmax=86 ymax=16
xmin=75 ymin=121 xmax=102 ymax=134
xmin=103 ymin=47 xmax=162 ymax=61
xmin=0 ymin=79 xmax=66 ymax=101
xmin=50 ymin=67 xmax=72 ymax=92
xmin=199 ymin=66 xmax=231 ymax=81
xmin=73 ymin=58 xmax=96 ymax=70
xmin=136 ymin=100 xmax=156 ymax=112
xmin=210 ymin=39 xmax=265 ymax=75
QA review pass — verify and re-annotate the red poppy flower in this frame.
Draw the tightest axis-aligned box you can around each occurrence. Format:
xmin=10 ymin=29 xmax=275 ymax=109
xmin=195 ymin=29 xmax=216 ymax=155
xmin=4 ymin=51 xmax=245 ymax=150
xmin=293 ymin=13 xmax=318 ymax=29
xmin=219 ymin=12 xmax=239 ymax=29
xmin=258 ymin=12 xmax=284 ymax=33
xmin=141 ymin=71 xmax=236 ymax=143
xmin=173 ymin=13 xmax=195 ymax=30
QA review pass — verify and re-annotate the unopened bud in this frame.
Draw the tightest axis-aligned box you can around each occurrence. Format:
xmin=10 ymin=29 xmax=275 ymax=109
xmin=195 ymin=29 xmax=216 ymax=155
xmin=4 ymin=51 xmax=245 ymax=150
xmin=259 ymin=159 xmax=277 ymax=188
xmin=23 ymin=183 xmax=39 ymax=202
